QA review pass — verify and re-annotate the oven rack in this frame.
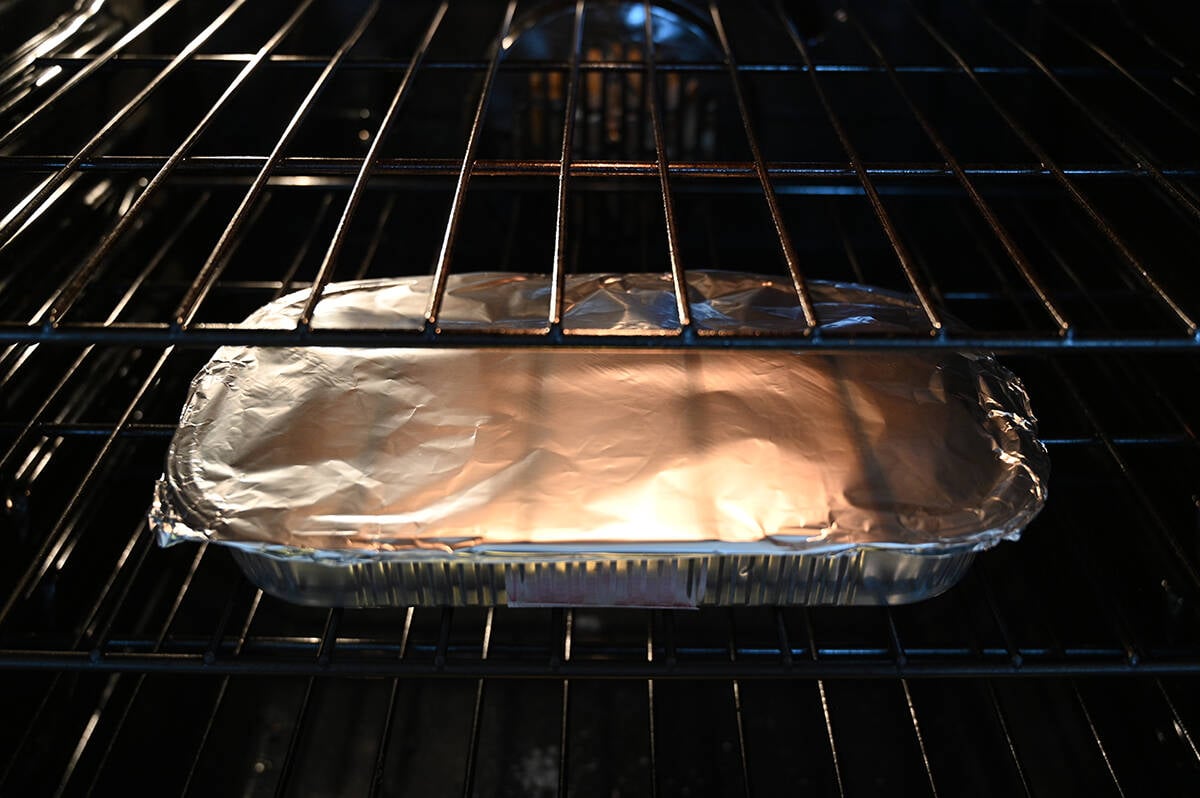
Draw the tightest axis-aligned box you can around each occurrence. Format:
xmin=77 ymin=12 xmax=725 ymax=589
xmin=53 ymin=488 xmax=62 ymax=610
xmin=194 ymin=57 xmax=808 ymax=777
xmin=2 ymin=341 xmax=1200 ymax=795
xmin=2 ymin=0 xmax=1200 ymax=794
xmin=0 ymin=0 xmax=1198 ymax=349
xmin=1 ymin=335 xmax=1199 ymax=677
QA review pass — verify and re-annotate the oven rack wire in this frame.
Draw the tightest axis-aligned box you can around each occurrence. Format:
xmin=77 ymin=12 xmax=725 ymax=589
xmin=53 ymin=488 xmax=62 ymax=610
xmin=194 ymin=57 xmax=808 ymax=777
xmin=3 ymin=365 xmax=1200 ymax=797
xmin=0 ymin=0 xmax=1198 ymax=348
xmin=1 ymin=0 xmax=1200 ymax=794
xmin=1 ymin=341 xmax=1199 ymax=678
xmin=0 ymin=197 xmax=1198 ymax=794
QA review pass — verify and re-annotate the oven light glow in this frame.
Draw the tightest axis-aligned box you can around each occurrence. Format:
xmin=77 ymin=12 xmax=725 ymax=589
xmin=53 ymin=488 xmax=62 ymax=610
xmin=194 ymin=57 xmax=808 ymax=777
xmin=83 ymin=179 xmax=111 ymax=207
xmin=117 ymin=186 xmax=135 ymax=217
xmin=35 ymin=66 xmax=63 ymax=87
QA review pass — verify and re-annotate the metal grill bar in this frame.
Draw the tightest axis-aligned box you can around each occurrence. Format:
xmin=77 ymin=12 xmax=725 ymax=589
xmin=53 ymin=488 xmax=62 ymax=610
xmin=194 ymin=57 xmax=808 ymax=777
xmin=984 ymin=681 xmax=1033 ymax=797
xmin=772 ymin=608 xmax=792 ymax=667
xmin=1038 ymin=5 xmax=1200 ymax=138
xmin=26 ymin=397 xmax=110 ymax=505
xmin=75 ymin=545 xmax=210 ymax=798
xmin=0 ymin=0 xmax=183 ymax=148
xmin=556 ymin=609 xmax=572 ymax=798
xmin=180 ymin=589 xmax=262 ymax=798
xmin=639 ymin=0 xmax=692 ymax=331
xmin=0 ymin=324 xmax=1190 ymax=348
xmin=0 ymin=2 xmax=114 ymax=94
xmin=709 ymin=1 xmax=816 ymax=331
xmin=82 ymin=532 xmax=165 ymax=665
xmin=0 ymin=0 xmax=250 ymax=253
xmin=0 ymin=175 xmax=182 ymax=365
xmin=350 ymin=193 xmax=396 ymax=281
xmin=905 ymin=1 xmax=1198 ymax=337
xmin=1014 ymin=214 xmax=1200 ymax=596
xmin=1065 ymin=515 xmax=1142 ymax=665
xmin=885 ymin=607 xmax=907 ymax=669
xmin=272 ymin=675 xmax=318 ymax=797
xmin=646 ymin=614 xmax=659 ymax=798
xmin=423 ymin=1 xmax=516 ymax=327
xmin=948 ymin=210 xmax=1164 ymax=658
xmin=200 ymin=586 xmax=243 ymax=668
xmin=37 ymin=540 xmax=206 ymax=795
xmin=300 ymin=1 xmax=452 ymax=329
xmin=1072 ymin=684 xmax=1127 ymax=796
xmin=78 ymin=191 xmax=215 ymax=323
xmin=0 ymin=515 xmax=153 ymax=790
xmin=460 ymin=608 xmax=494 ymax=798
xmin=172 ymin=1 xmax=382 ymax=329
xmin=939 ymin=189 xmax=1200 ymax=611
xmin=877 ymin=180 xmax=1195 ymax=641
xmin=51 ymin=674 xmax=119 ymax=797
xmin=1054 ymin=359 xmax=1200 ymax=595
xmin=0 ymin=324 xmax=1194 ymax=349
xmin=0 ymin=169 xmax=257 ymax=646
xmin=0 ymin=172 xmax=86 ymax=308
xmin=8 ymin=154 xmax=1199 ymax=179
xmin=802 ymin=609 xmax=846 ymax=796
xmin=842 ymin=9 xmax=1070 ymax=335
xmin=0 ymin=193 xmax=206 ymax=480
xmin=4 ymin=648 xmax=1199 ymax=678
xmin=270 ymin=607 xmax=340 ymax=797
xmin=1012 ymin=204 xmax=1123 ymax=332
xmin=32 ymin=633 xmax=1189 ymax=661
xmin=266 ymin=192 xmax=334 ymax=302
xmin=953 ymin=198 xmax=1200 ymax=780
xmin=777 ymin=0 xmax=942 ymax=335
xmin=1156 ymin=680 xmax=1200 ymax=768
xmin=969 ymin=566 xmax=1022 ymax=668
xmin=81 ymin=523 xmax=158 ymax=651
xmin=368 ymin=606 xmax=414 ymax=798
xmin=549 ymin=0 xmax=585 ymax=329
xmin=830 ymin=199 xmax=867 ymax=283
xmin=0 ymin=4 xmax=1199 ymax=793
xmin=1109 ymin=0 xmax=1200 ymax=83
xmin=434 ymin=608 xmax=453 ymax=667
xmin=725 ymin=612 xmax=752 ymax=797
xmin=1013 ymin=200 xmax=1200 ymax=440
xmin=0 ymin=308 xmax=1177 ymax=347
xmin=974 ymin=2 xmax=1200 ymax=229
xmin=32 ymin=53 xmax=1176 ymax=76
xmin=900 ymin=679 xmax=939 ymax=797
xmin=0 ymin=346 xmax=175 ymax=630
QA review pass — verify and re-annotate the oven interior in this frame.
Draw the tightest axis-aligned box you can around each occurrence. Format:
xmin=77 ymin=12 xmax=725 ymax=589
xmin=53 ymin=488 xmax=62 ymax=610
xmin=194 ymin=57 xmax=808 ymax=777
xmin=2 ymin=0 xmax=1200 ymax=794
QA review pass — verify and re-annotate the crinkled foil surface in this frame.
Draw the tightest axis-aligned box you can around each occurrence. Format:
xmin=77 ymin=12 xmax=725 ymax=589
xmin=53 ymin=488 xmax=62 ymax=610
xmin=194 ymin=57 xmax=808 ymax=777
xmin=150 ymin=271 xmax=1048 ymax=564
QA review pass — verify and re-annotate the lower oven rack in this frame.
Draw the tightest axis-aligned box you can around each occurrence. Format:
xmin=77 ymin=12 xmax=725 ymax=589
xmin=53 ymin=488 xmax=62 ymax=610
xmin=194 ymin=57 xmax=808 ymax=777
xmin=2 ymin=0 xmax=1200 ymax=794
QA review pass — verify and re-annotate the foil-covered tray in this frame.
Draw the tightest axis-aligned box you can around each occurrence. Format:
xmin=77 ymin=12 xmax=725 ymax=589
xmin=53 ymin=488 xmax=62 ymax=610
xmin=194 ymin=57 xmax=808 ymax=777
xmin=149 ymin=271 xmax=1048 ymax=607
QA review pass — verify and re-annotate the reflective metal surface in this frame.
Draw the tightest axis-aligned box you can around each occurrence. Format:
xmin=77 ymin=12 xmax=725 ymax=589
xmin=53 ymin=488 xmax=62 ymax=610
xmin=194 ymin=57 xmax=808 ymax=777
xmin=151 ymin=271 xmax=1047 ymax=606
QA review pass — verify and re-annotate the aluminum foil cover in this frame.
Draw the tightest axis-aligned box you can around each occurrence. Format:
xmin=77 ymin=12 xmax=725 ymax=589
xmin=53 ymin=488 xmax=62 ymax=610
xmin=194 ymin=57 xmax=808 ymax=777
xmin=150 ymin=272 xmax=1048 ymax=564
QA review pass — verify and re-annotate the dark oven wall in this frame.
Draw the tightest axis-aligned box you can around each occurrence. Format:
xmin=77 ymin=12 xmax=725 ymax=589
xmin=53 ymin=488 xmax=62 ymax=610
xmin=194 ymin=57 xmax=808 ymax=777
xmin=1 ymin=0 xmax=1200 ymax=796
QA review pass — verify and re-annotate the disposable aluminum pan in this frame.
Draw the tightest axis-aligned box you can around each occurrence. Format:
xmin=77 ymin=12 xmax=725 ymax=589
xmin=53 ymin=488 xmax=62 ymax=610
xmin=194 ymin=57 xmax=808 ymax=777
xmin=149 ymin=271 xmax=1048 ymax=608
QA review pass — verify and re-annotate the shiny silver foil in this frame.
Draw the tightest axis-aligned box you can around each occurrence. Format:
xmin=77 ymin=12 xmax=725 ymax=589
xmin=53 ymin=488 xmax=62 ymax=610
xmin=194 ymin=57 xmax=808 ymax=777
xmin=151 ymin=271 xmax=1046 ymax=583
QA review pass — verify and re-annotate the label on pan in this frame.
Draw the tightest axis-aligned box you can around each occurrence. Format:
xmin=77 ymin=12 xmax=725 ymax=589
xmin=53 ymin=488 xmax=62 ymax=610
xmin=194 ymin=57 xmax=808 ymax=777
xmin=504 ymin=559 xmax=708 ymax=609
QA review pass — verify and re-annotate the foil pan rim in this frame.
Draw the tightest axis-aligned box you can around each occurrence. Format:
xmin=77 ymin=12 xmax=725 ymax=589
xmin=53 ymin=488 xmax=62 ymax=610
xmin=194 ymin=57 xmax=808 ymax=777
xmin=150 ymin=477 xmax=1023 ymax=565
